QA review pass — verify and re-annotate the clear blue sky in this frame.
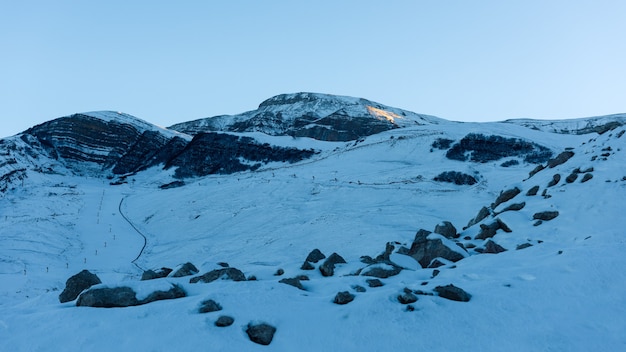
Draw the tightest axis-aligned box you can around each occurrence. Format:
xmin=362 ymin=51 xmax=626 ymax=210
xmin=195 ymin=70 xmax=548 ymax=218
xmin=1 ymin=0 xmax=625 ymax=137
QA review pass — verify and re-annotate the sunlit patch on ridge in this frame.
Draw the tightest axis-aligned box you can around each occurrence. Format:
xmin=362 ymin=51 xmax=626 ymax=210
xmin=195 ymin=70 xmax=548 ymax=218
xmin=366 ymin=106 xmax=402 ymax=124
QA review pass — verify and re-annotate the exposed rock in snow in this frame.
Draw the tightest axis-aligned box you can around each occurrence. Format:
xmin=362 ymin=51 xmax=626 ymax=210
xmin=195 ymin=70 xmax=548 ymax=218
xmin=333 ymin=291 xmax=355 ymax=305
xmin=319 ymin=253 xmax=347 ymax=277
xmin=59 ymin=270 xmax=102 ymax=303
xmin=434 ymin=284 xmax=472 ymax=302
xmin=246 ymin=322 xmax=277 ymax=345
xmin=189 ymin=267 xmax=246 ymax=283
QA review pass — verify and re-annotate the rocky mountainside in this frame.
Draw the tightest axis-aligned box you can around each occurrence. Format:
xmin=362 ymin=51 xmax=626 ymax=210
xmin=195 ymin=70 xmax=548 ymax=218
xmin=169 ymin=92 xmax=445 ymax=141
xmin=1 ymin=94 xmax=626 ymax=350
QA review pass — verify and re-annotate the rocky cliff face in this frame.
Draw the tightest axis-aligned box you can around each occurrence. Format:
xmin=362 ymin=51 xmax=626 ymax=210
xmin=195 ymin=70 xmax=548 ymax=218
xmin=169 ymin=92 xmax=445 ymax=141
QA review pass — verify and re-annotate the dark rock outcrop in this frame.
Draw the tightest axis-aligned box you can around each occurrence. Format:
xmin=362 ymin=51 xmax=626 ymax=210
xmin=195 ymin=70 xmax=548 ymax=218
xmin=466 ymin=206 xmax=491 ymax=228
xmin=279 ymin=277 xmax=306 ymax=291
xmin=170 ymin=262 xmax=199 ymax=278
xmin=300 ymin=261 xmax=315 ymax=270
xmin=492 ymin=187 xmax=521 ymax=209
xmin=475 ymin=218 xmax=512 ymax=240
xmin=516 ymin=243 xmax=533 ymax=250
xmin=482 ymin=240 xmax=507 ymax=254
xmin=434 ymin=284 xmax=472 ymax=302
xmin=305 ymin=249 xmax=326 ymax=263
xmin=547 ymin=174 xmax=561 ymax=187
xmin=333 ymin=291 xmax=355 ymax=305
xmin=361 ymin=265 xmax=402 ymax=279
xmin=398 ymin=290 xmax=418 ymax=304
xmin=366 ymin=279 xmax=384 ymax=288
xmin=434 ymin=221 xmax=458 ymax=239
xmin=496 ymin=202 xmax=526 ymax=214
xmin=59 ymin=270 xmax=102 ymax=303
xmin=76 ymin=284 xmax=186 ymax=308
xmin=581 ymin=173 xmax=593 ymax=183
xmin=526 ymin=185 xmax=540 ymax=196
xmin=565 ymin=172 xmax=578 ymax=183
xmin=215 ymin=316 xmax=235 ymax=327
xmin=141 ymin=267 xmax=173 ymax=281
xmin=547 ymin=151 xmax=575 ymax=168
xmin=528 ymin=164 xmax=545 ymax=178
xmin=190 ymin=267 xmax=246 ymax=284
xmin=446 ymin=133 xmax=552 ymax=164
xmin=198 ymin=299 xmax=222 ymax=313
xmin=319 ymin=253 xmax=347 ymax=277
xmin=246 ymin=322 xmax=277 ymax=346
xmin=398 ymin=230 xmax=467 ymax=268
xmin=533 ymin=211 xmax=559 ymax=221
xmin=433 ymin=171 xmax=477 ymax=186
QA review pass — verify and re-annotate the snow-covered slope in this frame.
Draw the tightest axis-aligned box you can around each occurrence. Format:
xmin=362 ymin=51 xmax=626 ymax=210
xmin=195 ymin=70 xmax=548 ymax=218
xmin=1 ymin=98 xmax=626 ymax=351
xmin=169 ymin=92 xmax=446 ymax=141
xmin=504 ymin=113 xmax=626 ymax=135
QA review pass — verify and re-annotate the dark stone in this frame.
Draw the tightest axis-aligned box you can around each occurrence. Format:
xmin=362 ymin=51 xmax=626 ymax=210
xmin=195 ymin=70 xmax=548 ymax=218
xmin=497 ymin=202 xmax=526 ymax=214
xmin=217 ymin=262 xmax=229 ymax=268
xmin=198 ymin=299 xmax=222 ymax=313
xmin=492 ymin=187 xmax=521 ymax=208
xmin=375 ymin=242 xmax=395 ymax=262
xmin=547 ymin=151 xmax=575 ymax=168
xmin=445 ymin=133 xmax=552 ymax=164
xmin=361 ymin=265 xmax=402 ymax=278
xmin=59 ymin=270 xmax=102 ymax=303
xmin=528 ymin=164 xmax=545 ymax=178
xmin=432 ymin=269 xmax=440 ymax=278
xmin=565 ymin=172 xmax=578 ymax=183
xmin=359 ymin=255 xmax=377 ymax=265
xmin=333 ymin=291 xmax=355 ymax=305
xmin=76 ymin=284 xmax=186 ymax=308
xmin=427 ymin=258 xmax=447 ymax=268
xmin=547 ymin=174 xmax=561 ymax=187
xmin=319 ymin=253 xmax=347 ymax=277
xmin=215 ymin=316 xmax=234 ymax=327
xmin=432 ymin=138 xmax=454 ymax=150
xmin=366 ymin=279 xmax=384 ymax=288
xmin=533 ymin=220 xmax=543 ymax=226
xmin=190 ymin=267 xmax=246 ymax=283
xmin=533 ymin=211 xmax=559 ymax=221
xmin=433 ymin=171 xmax=477 ymax=185
xmin=581 ymin=173 xmax=593 ymax=183
xmin=483 ymin=240 xmax=507 ymax=254
xmin=466 ymin=206 xmax=491 ymax=228
xmin=398 ymin=291 xmax=418 ymax=304
xmin=246 ymin=322 xmax=277 ymax=346
xmin=434 ymin=221 xmax=458 ymax=239
xmin=434 ymin=284 xmax=472 ymax=302
xmin=526 ymin=185 xmax=540 ymax=196
xmin=500 ymin=159 xmax=520 ymax=167
xmin=516 ymin=243 xmax=533 ymax=250
xmin=141 ymin=267 xmax=172 ymax=281
xmin=475 ymin=218 xmax=512 ymax=240
xmin=352 ymin=285 xmax=366 ymax=293
xmin=170 ymin=262 xmax=199 ymax=278
xmin=140 ymin=284 xmax=186 ymax=304
xmin=159 ymin=181 xmax=185 ymax=189
xmin=300 ymin=261 xmax=315 ymax=270
xmin=305 ymin=249 xmax=326 ymax=263
xmin=274 ymin=268 xmax=284 ymax=276
xmin=279 ymin=277 xmax=306 ymax=291
xmin=404 ymin=229 xmax=467 ymax=268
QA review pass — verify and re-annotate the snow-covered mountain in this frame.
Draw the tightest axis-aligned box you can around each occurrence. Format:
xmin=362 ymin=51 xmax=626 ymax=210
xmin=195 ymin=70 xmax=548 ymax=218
xmin=169 ymin=92 xmax=445 ymax=141
xmin=1 ymin=94 xmax=625 ymax=351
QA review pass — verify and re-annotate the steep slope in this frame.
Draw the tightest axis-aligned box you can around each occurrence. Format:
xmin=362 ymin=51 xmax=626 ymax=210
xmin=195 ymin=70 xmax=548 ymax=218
xmin=169 ymin=92 xmax=446 ymax=141
xmin=504 ymin=113 xmax=626 ymax=135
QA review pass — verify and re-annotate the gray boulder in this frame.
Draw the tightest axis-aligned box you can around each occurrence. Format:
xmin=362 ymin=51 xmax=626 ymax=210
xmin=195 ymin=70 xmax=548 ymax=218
xmin=497 ymin=202 xmax=526 ymax=214
xmin=475 ymin=218 xmax=512 ymax=240
xmin=76 ymin=284 xmax=186 ymax=308
xmin=483 ymin=240 xmax=507 ymax=254
xmin=399 ymin=230 xmax=467 ymax=268
xmin=170 ymin=262 xmax=199 ymax=278
xmin=198 ymin=299 xmax=222 ymax=313
xmin=190 ymin=267 xmax=246 ymax=283
xmin=319 ymin=253 xmax=347 ymax=277
xmin=305 ymin=249 xmax=326 ymax=263
xmin=141 ymin=267 xmax=173 ymax=281
xmin=466 ymin=206 xmax=491 ymax=228
xmin=581 ymin=173 xmax=593 ymax=183
xmin=526 ymin=185 xmax=540 ymax=196
xmin=434 ymin=221 xmax=458 ymax=239
xmin=366 ymin=279 xmax=384 ymax=288
xmin=547 ymin=174 xmax=561 ymax=187
xmin=333 ymin=291 xmax=355 ymax=305
xmin=59 ymin=270 xmax=102 ymax=303
xmin=547 ymin=151 xmax=575 ymax=168
xmin=533 ymin=211 xmax=559 ymax=221
xmin=215 ymin=316 xmax=235 ymax=327
xmin=434 ymin=284 xmax=471 ymax=302
xmin=492 ymin=187 xmax=521 ymax=209
xmin=279 ymin=277 xmax=306 ymax=291
xmin=361 ymin=265 xmax=402 ymax=279
xmin=300 ymin=261 xmax=315 ymax=270
xmin=398 ymin=291 xmax=418 ymax=304
xmin=246 ymin=322 xmax=277 ymax=346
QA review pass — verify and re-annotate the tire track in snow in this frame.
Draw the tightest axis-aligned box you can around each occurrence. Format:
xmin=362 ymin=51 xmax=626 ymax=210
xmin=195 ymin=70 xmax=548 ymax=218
xmin=118 ymin=197 xmax=147 ymax=271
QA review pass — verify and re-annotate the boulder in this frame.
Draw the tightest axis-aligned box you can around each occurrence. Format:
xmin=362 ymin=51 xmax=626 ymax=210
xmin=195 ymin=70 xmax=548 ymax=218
xmin=400 ymin=230 xmax=467 ymax=268
xmin=319 ymin=253 xmax=347 ymax=277
xmin=526 ymin=185 xmax=540 ymax=196
xmin=198 ymin=299 xmax=222 ymax=313
xmin=375 ymin=242 xmax=396 ymax=262
xmin=190 ymin=267 xmax=246 ymax=283
xmin=279 ymin=277 xmax=306 ymax=291
xmin=170 ymin=262 xmax=199 ymax=278
xmin=581 ymin=173 xmax=593 ymax=183
xmin=533 ymin=211 xmax=559 ymax=221
xmin=547 ymin=174 xmax=561 ymax=187
xmin=366 ymin=279 xmax=384 ymax=288
xmin=516 ymin=243 xmax=533 ymax=250
xmin=483 ymin=240 xmax=507 ymax=254
xmin=565 ymin=172 xmax=578 ymax=183
xmin=434 ymin=221 xmax=458 ymax=239
xmin=528 ymin=164 xmax=545 ymax=178
xmin=466 ymin=206 xmax=491 ymax=228
xmin=397 ymin=291 xmax=418 ymax=304
xmin=59 ymin=270 xmax=102 ymax=303
xmin=361 ymin=265 xmax=402 ymax=279
xmin=352 ymin=285 xmax=366 ymax=293
xmin=434 ymin=284 xmax=472 ymax=302
xmin=497 ymin=202 xmax=526 ymax=214
xmin=433 ymin=171 xmax=477 ymax=185
xmin=141 ymin=267 xmax=172 ymax=281
xmin=475 ymin=218 xmax=512 ymax=240
xmin=305 ymin=249 xmax=326 ymax=263
xmin=300 ymin=261 xmax=315 ymax=270
xmin=547 ymin=151 xmax=575 ymax=168
xmin=492 ymin=187 xmax=521 ymax=209
xmin=140 ymin=285 xmax=186 ymax=304
xmin=333 ymin=291 xmax=355 ymax=305
xmin=246 ymin=322 xmax=277 ymax=346
xmin=76 ymin=286 xmax=138 ymax=308
xmin=215 ymin=316 xmax=235 ymax=327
